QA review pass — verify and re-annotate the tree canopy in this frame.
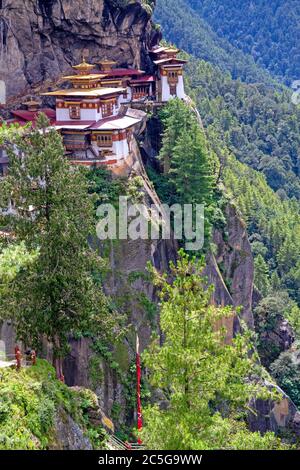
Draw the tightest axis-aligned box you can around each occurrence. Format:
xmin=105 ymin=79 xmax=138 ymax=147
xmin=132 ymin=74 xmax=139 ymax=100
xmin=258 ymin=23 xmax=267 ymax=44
xmin=0 ymin=115 xmax=115 ymax=375
xmin=142 ymin=251 xmax=286 ymax=450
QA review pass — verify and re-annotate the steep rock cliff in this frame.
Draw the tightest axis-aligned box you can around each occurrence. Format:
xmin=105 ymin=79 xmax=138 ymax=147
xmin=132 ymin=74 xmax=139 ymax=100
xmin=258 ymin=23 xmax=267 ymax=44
xmin=1 ymin=0 xmax=291 ymax=438
xmin=0 ymin=0 xmax=159 ymax=99
xmin=208 ymin=203 xmax=255 ymax=329
xmin=62 ymin=142 xmax=178 ymax=424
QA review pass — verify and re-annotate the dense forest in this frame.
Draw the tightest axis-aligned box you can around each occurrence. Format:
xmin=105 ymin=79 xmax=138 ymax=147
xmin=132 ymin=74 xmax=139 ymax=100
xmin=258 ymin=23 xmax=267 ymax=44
xmin=184 ymin=55 xmax=300 ymax=199
xmin=156 ymin=0 xmax=300 ymax=84
xmin=187 ymin=0 xmax=300 ymax=84
xmin=154 ymin=0 xmax=274 ymax=84
xmin=155 ymin=0 xmax=300 ymax=413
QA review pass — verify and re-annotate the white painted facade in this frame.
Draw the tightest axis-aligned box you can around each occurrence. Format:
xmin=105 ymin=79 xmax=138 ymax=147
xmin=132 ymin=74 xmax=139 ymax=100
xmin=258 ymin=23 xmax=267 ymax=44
xmin=114 ymin=138 xmax=129 ymax=159
xmin=161 ymin=74 xmax=185 ymax=102
xmin=118 ymin=87 xmax=132 ymax=105
xmin=55 ymin=101 xmax=120 ymax=122
xmin=0 ymin=80 xmax=5 ymax=105
xmin=176 ymin=75 xmax=185 ymax=99
xmin=56 ymin=106 xmax=101 ymax=122
xmin=91 ymin=136 xmax=129 ymax=160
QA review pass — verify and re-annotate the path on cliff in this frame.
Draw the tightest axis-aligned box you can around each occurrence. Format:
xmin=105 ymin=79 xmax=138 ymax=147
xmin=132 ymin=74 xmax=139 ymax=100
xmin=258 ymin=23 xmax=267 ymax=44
xmin=0 ymin=359 xmax=15 ymax=368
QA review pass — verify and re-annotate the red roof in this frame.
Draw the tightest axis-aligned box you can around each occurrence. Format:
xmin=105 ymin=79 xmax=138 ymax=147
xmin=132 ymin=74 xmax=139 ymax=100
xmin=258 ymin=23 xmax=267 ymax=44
xmin=11 ymin=108 xmax=56 ymax=123
xmin=102 ymin=68 xmax=144 ymax=78
xmin=130 ymin=75 xmax=155 ymax=84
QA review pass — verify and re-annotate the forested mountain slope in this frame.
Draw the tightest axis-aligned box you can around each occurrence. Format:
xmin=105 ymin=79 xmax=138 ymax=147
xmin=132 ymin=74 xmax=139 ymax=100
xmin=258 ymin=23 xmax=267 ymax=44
xmin=187 ymin=0 xmax=300 ymax=84
xmin=184 ymin=55 xmax=300 ymax=199
xmin=155 ymin=0 xmax=300 ymax=412
xmin=154 ymin=0 xmax=273 ymax=84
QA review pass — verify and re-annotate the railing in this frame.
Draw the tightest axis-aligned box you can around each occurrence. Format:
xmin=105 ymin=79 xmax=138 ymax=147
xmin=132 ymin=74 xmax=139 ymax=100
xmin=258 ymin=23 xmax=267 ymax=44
xmin=132 ymin=93 xmax=148 ymax=101
xmin=107 ymin=435 xmax=145 ymax=451
xmin=64 ymin=143 xmax=88 ymax=151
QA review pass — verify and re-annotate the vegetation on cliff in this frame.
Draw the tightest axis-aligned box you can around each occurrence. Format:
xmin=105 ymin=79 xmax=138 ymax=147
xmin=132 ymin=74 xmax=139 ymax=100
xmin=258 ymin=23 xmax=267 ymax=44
xmin=142 ymin=252 xmax=288 ymax=450
xmin=224 ymin=156 xmax=300 ymax=321
xmin=0 ymin=360 xmax=106 ymax=450
xmin=0 ymin=116 xmax=117 ymax=374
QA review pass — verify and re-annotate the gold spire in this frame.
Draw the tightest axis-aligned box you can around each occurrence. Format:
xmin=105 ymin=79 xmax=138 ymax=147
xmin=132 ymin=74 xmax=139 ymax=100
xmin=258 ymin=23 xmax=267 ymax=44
xmin=97 ymin=57 xmax=117 ymax=72
xmin=72 ymin=57 xmax=95 ymax=75
xmin=22 ymin=96 xmax=41 ymax=111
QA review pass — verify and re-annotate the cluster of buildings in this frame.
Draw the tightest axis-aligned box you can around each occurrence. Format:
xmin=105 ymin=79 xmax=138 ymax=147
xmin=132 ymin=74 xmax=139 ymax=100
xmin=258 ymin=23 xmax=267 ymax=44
xmin=0 ymin=46 xmax=186 ymax=174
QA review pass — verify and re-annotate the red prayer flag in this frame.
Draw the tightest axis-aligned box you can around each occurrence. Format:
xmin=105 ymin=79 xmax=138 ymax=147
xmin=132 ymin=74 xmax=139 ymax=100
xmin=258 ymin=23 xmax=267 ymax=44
xmin=136 ymin=332 xmax=143 ymax=442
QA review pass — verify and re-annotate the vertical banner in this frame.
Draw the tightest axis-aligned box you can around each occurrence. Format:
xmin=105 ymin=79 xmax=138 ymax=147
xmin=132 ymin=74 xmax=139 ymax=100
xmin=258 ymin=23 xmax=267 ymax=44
xmin=136 ymin=332 xmax=143 ymax=444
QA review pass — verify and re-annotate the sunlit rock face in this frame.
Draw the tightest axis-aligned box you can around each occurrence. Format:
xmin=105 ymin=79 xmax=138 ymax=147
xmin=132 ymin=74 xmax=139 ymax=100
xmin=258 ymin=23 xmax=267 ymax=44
xmin=0 ymin=0 xmax=159 ymax=99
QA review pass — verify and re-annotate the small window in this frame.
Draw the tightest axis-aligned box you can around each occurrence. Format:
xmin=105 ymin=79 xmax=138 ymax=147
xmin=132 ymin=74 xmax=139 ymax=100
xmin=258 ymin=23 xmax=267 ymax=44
xmin=97 ymin=134 xmax=112 ymax=148
xmin=101 ymin=103 xmax=113 ymax=118
xmin=69 ymin=105 xmax=80 ymax=120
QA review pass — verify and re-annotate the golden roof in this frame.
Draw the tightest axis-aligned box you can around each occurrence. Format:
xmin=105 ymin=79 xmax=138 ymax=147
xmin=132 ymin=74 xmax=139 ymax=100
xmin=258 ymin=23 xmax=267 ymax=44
xmin=22 ymin=99 xmax=41 ymax=106
xmin=162 ymin=48 xmax=179 ymax=55
xmin=62 ymin=73 xmax=105 ymax=81
xmin=72 ymin=59 xmax=95 ymax=75
xmin=152 ymin=46 xmax=179 ymax=54
xmin=97 ymin=58 xmax=117 ymax=65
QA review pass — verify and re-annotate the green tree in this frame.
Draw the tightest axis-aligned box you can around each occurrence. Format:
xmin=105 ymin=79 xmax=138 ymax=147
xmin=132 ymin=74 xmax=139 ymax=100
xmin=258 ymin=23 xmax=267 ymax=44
xmin=0 ymin=115 xmax=115 ymax=377
xmin=254 ymin=254 xmax=270 ymax=296
xmin=159 ymin=99 xmax=214 ymax=206
xmin=271 ymin=351 xmax=300 ymax=409
xmin=0 ymin=242 xmax=38 ymax=287
xmin=154 ymin=99 xmax=216 ymax=247
xmin=142 ymin=251 xmax=284 ymax=450
xmin=170 ymin=120 xmax=214 ymax=206
xmin=159 ymin=98 xmax=194 ymax=175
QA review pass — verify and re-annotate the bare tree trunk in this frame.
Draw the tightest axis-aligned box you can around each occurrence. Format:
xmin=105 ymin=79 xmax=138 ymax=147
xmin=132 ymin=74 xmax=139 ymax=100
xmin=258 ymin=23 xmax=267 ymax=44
xmin=53 ymin=336 xmax=64 ymax=382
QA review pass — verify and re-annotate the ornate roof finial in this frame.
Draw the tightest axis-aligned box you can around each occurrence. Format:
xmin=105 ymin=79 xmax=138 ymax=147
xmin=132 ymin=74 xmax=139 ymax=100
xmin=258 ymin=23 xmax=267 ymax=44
xmin=72 ymin=56 xmax=95 ymax=75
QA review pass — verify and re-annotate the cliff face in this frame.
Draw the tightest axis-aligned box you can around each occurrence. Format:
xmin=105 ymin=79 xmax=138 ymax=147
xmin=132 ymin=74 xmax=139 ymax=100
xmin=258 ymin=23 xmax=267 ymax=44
xmin=207 ymin=203 xmax=255 ymax=329
xmin=62 ymin=142 xmax=178 ymax=423
xmin=0 ymin=0 xmax=281 ymax=436
xmin=59 ymin=199 xmax=255 ymax=423
xmin=0 ymin=0 xmax=159 ymax=99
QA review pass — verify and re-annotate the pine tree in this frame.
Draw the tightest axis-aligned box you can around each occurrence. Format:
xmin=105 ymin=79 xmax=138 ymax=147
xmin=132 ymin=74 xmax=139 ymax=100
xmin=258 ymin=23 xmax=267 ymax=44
xmin=0 ymin=115 xmax=115 ymax=376
xmin=142 ymin=251 xmax=284 ymax=450
xmin=157 ymin=99 xmax=215 ymax=247
xmin=170 ymin=119 xmax=214 ymax=206
xmin=254 ymin=254 xmax=270 ymax=296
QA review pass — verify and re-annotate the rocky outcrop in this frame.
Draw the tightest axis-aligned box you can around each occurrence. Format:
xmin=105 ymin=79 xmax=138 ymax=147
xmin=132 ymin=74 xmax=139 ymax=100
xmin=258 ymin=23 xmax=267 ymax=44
xmin=0 ymin=0 xmax=159 ymax=100
xmin=248 ymin=382 xmax=300 ymax=439
xmin=0 ymin=320 xmax=18 ymax=356
xmin=62 ymin=144 xmax=178 ymax=422
xmin=254 ymin=295 xmax=295 ymax=368
xmin=50 ymin=408 xmax=93 ymax=450
xmin=205 ymin=202 xmax=255 ymax=330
